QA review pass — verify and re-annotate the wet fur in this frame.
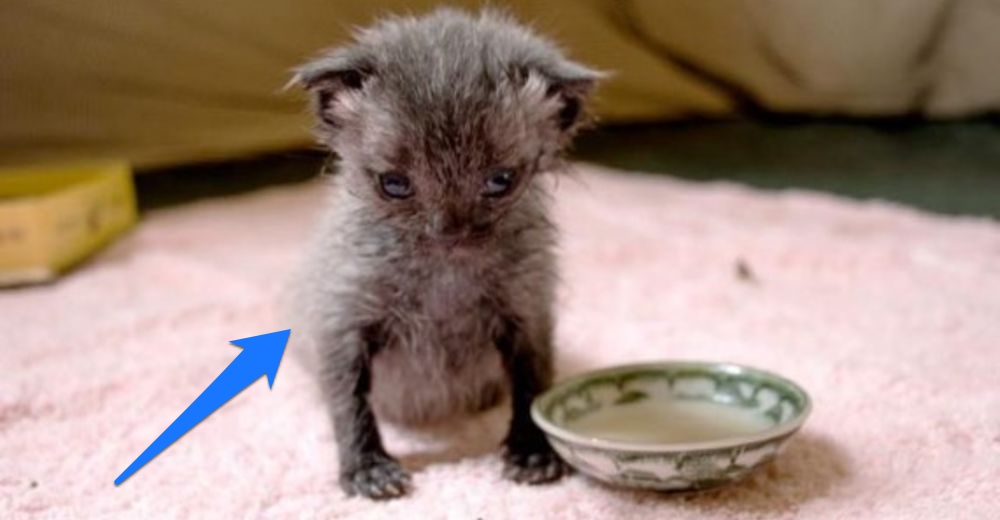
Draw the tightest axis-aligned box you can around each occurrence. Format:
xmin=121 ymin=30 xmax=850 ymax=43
xmin=289 ymin=8 xmax=599 ymax=499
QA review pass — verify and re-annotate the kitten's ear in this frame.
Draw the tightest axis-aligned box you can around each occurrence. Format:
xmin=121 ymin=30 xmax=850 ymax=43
xmin=536 ymin=59 xmax=605 ymax=133
xmin=291 ymin=49 xmax=373 ymax=128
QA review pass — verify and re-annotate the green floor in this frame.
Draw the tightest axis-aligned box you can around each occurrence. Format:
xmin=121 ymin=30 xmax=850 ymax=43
xmin=138 ymin=119 xmax=1000 ymax=218
xmin=573 ymin=119 xmax=1000 ymax=218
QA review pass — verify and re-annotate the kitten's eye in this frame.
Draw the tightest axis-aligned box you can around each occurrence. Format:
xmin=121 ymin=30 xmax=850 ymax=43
xmin=377 ymin=172 xmax=414 ymax=199
xmin=482 ymin=169 xmax=516 ymax=198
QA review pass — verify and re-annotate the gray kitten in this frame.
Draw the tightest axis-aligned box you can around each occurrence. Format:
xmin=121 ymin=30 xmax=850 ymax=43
xmin=290 ymin=8 xmax=600 ymax=499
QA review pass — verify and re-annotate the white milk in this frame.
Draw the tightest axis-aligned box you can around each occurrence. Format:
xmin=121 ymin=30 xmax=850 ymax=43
xmin=568 ymin=399 xmax=773 ymax=444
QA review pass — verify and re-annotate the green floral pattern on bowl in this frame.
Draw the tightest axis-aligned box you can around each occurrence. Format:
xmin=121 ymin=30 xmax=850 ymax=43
xmin=531 ymin=362 xmax=812 ymax=491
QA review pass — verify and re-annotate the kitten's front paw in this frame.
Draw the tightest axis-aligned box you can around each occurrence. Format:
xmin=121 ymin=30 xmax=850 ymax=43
xmin=340 ymin=456 xmax=412 ymax=500
xmin=502 ymin=446 xmax=571 ymax=485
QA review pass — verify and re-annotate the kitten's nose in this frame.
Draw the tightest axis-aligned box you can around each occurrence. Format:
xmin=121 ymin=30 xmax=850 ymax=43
xmin=428 ymin=210 xmax=465 ymax=239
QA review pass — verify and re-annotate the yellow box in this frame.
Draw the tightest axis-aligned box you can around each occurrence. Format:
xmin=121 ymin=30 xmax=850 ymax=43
xmin=0 ymin=162 xmax=137 ymax=286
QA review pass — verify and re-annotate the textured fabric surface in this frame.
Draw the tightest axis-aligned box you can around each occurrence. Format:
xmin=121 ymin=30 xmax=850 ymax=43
xmin=2 ymin=164 xmax=999 ymax=519
xmin=3 ymin=0 xmax=1000 ymax=167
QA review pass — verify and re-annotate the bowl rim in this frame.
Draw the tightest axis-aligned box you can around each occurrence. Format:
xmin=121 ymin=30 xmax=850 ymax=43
xmin=531 ymin=360 xmax=812 ymax=453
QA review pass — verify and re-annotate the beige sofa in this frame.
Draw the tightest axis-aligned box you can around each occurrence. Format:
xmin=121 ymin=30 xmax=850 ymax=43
xmin=1 ymin=0 xmax=997 ymax=168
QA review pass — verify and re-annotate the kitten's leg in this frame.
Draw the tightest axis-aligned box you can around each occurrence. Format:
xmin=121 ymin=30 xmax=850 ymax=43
xmin=320 ymin=326 xmax=410 ymax=499
xmin=497 ymin=319 xmax=570 ymax=484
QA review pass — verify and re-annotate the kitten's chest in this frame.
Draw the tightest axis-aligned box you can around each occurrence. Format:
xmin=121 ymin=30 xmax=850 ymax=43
xmin=385 ymin=255 xmax=504 ymax=344
xmin=426 ymin=265 xmax=488 ymax=313
xmin=369 ymin=256 xmax=507 ymax=423
xmin=392 ymin=251 xmax=493 ymax=306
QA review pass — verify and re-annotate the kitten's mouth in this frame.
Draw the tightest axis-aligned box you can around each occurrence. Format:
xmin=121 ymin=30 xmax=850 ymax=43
xmin=427 ymin=232 xmax=490 ymax=251
xmin=441 ymin=235 xmax=487 ymax=249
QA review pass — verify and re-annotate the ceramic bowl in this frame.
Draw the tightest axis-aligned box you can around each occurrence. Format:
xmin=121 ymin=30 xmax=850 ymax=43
xmin=531 ymin=361 xmax=811 ymax=491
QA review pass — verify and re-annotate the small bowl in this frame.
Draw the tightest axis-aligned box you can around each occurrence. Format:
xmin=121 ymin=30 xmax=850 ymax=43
xmin=531 ymin=361 xmax=811 ymax=491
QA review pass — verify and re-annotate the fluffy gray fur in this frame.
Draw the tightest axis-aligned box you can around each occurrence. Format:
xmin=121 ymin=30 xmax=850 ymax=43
xmin=289 ymin=8 xmax=600 ymax=499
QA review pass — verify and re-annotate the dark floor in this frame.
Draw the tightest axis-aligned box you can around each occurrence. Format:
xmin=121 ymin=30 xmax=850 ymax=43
xmin=137 ymin=119 xmax=1000 ymax=218
xmin=136 ymin=150 xmax=325 ymax=211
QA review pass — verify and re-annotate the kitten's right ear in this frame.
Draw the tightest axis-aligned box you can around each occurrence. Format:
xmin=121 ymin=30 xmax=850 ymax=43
xmin=291 ymin=49 xmax=373 ymax=128
xmin=521 ymin=58 xmax=605 ymax=135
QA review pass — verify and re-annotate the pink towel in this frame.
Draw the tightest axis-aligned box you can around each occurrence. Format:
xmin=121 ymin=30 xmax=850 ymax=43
xmin=3 ymin=164 xmax=999 ymax=519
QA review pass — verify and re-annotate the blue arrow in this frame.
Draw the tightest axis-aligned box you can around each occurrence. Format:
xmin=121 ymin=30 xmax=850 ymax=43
xmin=114 ymin=329 xmax=291 ymax=486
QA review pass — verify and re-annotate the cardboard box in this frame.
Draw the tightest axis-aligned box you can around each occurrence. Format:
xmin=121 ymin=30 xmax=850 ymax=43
xmin=0 ymin=162 xmax=137 ymax=286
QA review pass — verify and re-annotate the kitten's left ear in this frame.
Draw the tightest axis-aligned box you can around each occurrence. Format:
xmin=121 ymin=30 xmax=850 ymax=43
xmin=537 ymin=59 xmax=605 ymax=133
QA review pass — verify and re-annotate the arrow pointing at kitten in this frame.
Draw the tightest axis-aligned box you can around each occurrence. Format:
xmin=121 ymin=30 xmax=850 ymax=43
xmin=114 ymin=329 xmax=291 ymax=486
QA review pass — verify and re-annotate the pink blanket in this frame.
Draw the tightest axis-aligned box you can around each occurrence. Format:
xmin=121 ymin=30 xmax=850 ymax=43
xmin=3 ymin=164 xmax=999 ymax=519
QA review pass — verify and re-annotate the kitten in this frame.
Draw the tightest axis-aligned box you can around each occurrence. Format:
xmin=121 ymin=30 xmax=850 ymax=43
xmin=290 ymin=8 xmax=600 ymax=499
